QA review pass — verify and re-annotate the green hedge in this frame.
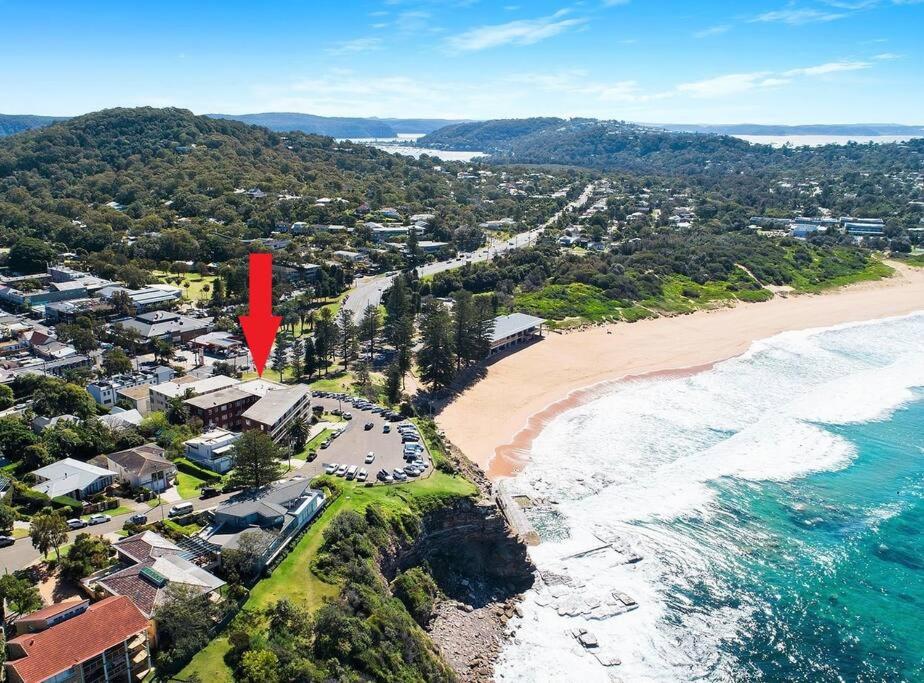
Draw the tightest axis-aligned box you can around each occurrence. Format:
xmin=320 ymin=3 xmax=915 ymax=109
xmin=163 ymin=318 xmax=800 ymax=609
xmin=174 ymin=457 xmax=222 ymax=483
xmin=51 ymin=495 xmax=83 ymax=514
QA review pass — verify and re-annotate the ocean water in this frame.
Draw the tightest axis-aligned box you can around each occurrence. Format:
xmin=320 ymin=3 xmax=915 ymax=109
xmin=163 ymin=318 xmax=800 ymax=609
xmin=496 ymin=313 xmax=924 ymax=682
xmin=735 ymin=134 xmax=921 ymax=147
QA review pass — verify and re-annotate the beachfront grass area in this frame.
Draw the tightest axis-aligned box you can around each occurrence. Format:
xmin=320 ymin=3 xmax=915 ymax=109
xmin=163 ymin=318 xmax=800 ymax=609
xmin=180 ymin=471 xmax=476 ymax=682
xmin=904 ymin=255 xmax=924 ymax=268
xmin=786 ymin=249 xmax=894 ymax=293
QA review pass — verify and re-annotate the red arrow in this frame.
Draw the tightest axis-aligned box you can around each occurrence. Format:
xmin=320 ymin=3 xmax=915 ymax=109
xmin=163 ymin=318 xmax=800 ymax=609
xmin=239 ymin=253 xmax=282 ymax=377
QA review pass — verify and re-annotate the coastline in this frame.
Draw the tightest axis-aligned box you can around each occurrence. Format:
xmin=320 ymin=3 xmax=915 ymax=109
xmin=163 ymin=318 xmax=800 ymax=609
xmin=437 ymin=261 xmax=924 ymax=480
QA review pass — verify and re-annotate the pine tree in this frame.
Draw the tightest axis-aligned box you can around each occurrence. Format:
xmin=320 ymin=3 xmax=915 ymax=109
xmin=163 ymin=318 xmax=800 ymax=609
xmin=416 ymin=300 xmax=456 ymax=391
xmin=290 ymin=337 xmax=304 ymax=380
xmin=304 ymin=337 xmax=318 ymax=379
xmin=336 ymin=307 xmax=358 ymax=369
xmin=385 ymin=361 xmax=402 ymax=405
xmin=271 ymin=336 xmax=290 ymax=381
xmin=405 ymin=226 xmax=422 ymax=270
xmin=229 ymin=431 xmax=283 ymax=489
xmin=359 ymin=303 xmax=380 ymax=362
xmin=314 ymin=308 xmax=336 ymax=376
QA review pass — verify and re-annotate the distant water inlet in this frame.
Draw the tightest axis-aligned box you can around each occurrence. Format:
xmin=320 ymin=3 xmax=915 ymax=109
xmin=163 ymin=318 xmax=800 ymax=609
xmin=495 ymin=312 xmax=924 ymax=682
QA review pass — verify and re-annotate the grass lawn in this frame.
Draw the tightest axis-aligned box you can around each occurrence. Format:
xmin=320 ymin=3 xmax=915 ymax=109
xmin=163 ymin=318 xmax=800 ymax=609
xmin=792 ymin=258 xmax=894 ymax=292
xmin=176 ymin=470 xmax=212 ymax=499
xmin=181 ymin=471 xmax=476 ymax=681
xmin=153 ymin=270 xmax=217 ymax=303
xmin=81 ymin=506 xmax=134 ymax=520
xmin=308 ymin=370 xmax=355 ymax=394
xmin=903 ymin=254 xmax=924 ymax=268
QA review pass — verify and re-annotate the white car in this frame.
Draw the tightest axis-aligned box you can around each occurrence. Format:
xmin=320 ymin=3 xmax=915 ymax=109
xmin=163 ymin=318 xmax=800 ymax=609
xmin=364 ymin=451 xmax=375 ymax=464
xmin=335 ymin=464 xmax=348 ymax=477
xmin=324 ymin=463 xmax=338 ymax=475
xmin=357 ymin=468 xmax=368 ymax=482
xmin=87 ymin=513 xmax=111 ymax=525
xmin=67 ymin=518 xmax=88 ymax=530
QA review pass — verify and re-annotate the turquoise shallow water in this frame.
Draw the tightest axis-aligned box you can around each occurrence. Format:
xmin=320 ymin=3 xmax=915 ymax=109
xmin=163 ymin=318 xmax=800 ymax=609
xmin=496 ymin=313 xmax=924 ymax=682
xmin=709 ymin=395 xmax=924 ymax=681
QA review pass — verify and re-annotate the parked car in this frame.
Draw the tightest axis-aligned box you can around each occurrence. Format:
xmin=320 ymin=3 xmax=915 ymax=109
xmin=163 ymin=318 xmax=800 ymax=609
xmin=336 ymin=464 xmax=348 ymax=476
xmin=67 ymin=518 xmax=88 ymax=529
xmin=127 ymin=513 xmax=148 ymax=526
xmin=320 ymin=439 xmax=332 ymax=449
xmin=87 ymin=513 xmax=111 ymax=525
xmin=364 ymin=422 xmax=374 ymax=430
xmin=364 ymin=451 xmax=375 ymax=463
xmin=382 ymin=425 xmax=391 ymax=433
xmin=169 ymin=502 xmax=194 ymax=517
xmin=343 ymin=412 xmax=353 ymax=420
xmin=324 ymin=463 xmax=338 ymax=475
xmin=0 ymin=535 xmax=15 ymax=547
xmin=200 ymin=486 xmax=220 ymax=499
xmin=346 ymin=465 xmax=358 ymax=480
xmin=357 ymin=468 xmax=368 ymax=482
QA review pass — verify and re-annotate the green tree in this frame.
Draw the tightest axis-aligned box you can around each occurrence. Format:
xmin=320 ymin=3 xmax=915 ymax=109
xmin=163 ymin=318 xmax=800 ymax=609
xmin=0 ymin=574 xmax=42 ymax=619
xmin=359 ymin=303 xmax=380 ymax=363
xmin=271 ymin=336 xmax=290 ymax=381
xmin=229 ymin=430 xmax=283 ymax=490
xmin=154 ymin=583 xmax=223 ymax=672
xmin=60 ymin=533 xmax=113 ymax=579
xmin=0 ymin=504 xmax=16 ymax=533
xmin=303 ymin=337 xmax=318 ymax=379
xmin=0 ymin=384 xmax=13 ymax=411
xmin=239 ymin=649 xmax=280 ymax=683
xmin=416 ymin=300 xmax=456 ymax=391
xmin=102 ymin=346 xmax=133 ymax=376
xmin=288 ymin=417 xmax=309 ymax=453
xmin=29 ymin=509 xmax=69 ymax=560
xmin=8 ymin=237 xmax=56 ymax=274
xmin=290 ymin=337 xmax=304 ymax=380
xmin=335 ymin=308 xmax=358 ymax=368
xmin=385 ymin=361 xmax=402 ymax=405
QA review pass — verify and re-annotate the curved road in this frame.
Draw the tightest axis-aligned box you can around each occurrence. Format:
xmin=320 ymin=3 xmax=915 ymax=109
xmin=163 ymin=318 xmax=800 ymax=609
xmin=343 ymin=182 xmax=596 ymax=319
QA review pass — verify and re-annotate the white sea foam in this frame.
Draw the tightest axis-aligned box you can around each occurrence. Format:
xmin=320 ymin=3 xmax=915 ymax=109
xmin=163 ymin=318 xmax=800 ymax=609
xmin=495 ymin=313 xmax=924 ymax=682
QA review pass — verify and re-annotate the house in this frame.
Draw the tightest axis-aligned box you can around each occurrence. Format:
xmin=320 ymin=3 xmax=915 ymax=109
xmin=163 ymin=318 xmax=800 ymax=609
xmin=114 ymin=384 xmax=154 ymax=414
xmin=4 ymin=596 xmax=151 ymax=683
xmin=332 ymin=250 xmax=366 ymax=263
xmin=87 ymin=367 xmax=176 ymax=408
xmin=30 ymin=458 xmax=117 ymax=500
xmin=184 ymin=428 xmax=240 ymax=473
xmin=30 ymin=414 xmax=78 ymax=434
xmin=113 ymin=311 xmax=212 ymax=344
xmin=98 ymin=407 xmax=144 ymax=430
xmin=84 ymin=531 xmax=224 ymax=619
xmin=240 ymin=384 xmax=312 ymax=443
xmin=205 ymin=479 xmax=325 ymax=568
xmin=149 ymin=374 xmax=241 ymax=413
xmin=192 ymin=331 xmax=244 ymax=357
xmin=417 ymin=240 xmax=450 ymax=255
xmin=489 ymin=313 xmax=546 ymax=355
xmin=95 ymin=283 xmax=182 ymax=312
xmin=90 ymin=444 xmax=176 ymax=493
xmin=185 ymin=387 xmax=260 ymax=431
xmin=0 ymin=354 xmax=93 ymax=385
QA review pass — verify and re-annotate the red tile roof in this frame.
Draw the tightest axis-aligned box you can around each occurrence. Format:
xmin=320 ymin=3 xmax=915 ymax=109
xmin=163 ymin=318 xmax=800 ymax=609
xmin=7 ymin=596 xmax=148 ymax=683
xmin=12 ymin=599 xmax=86 ymax=625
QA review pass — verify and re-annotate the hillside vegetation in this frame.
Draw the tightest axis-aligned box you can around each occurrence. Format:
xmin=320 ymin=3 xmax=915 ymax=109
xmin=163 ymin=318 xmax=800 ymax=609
xmin=419 ymin=118 xmax=924 ymax=176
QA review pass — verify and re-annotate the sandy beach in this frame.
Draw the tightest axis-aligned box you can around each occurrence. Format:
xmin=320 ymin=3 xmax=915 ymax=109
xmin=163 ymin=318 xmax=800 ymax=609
xmin=437 ymin=262 xmax=924 ymax=479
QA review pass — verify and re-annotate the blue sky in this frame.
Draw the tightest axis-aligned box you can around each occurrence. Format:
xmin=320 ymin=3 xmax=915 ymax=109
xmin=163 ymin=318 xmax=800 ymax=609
xmin=1 ymin=0 xmax=922 ymax=123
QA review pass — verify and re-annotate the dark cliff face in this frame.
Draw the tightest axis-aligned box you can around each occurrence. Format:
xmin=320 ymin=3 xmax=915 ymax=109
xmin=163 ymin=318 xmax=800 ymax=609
xmin=383 ymin=498 xmax=535 ymax=608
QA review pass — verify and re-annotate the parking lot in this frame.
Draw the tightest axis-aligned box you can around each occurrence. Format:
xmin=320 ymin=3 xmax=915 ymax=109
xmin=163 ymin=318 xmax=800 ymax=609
xmin=298 ymin=395 xmax=432 ymax=484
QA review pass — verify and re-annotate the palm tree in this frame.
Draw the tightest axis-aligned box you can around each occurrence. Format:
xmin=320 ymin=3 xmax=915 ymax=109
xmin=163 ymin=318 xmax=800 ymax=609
xmin=288 ymin=417 xmax=309 ymax=455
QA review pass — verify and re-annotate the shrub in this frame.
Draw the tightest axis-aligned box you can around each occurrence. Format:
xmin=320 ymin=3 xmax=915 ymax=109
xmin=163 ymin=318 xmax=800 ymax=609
xmin=391 ymin=567 xmax=440 ymax=626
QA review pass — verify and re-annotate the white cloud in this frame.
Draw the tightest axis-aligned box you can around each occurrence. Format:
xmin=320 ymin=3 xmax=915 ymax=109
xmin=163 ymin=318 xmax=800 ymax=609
xmin=693 ymin=24 xmax=731 ymax=38
xmin=676 ymin=72 xmax=784 ymax=98
xmin=783 ymin=60 xmax=870 ymax=76
xmin=752 ymin=7 xmax=847 ymax=24
xmin=873 ymin=52 xmax=901 ymax=60
xmin=325 ymin=38 xmax=384 ymax=56
xmin=446 ymin=10 xmax=587 ymax=52
xmin=602 ymin=0 xmax=631 ymax=5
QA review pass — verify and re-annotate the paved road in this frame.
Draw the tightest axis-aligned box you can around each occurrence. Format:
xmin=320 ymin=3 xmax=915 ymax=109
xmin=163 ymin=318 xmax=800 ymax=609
xmin=0 ymin=489 xmax=239 ymax=573
xmin=0 ymin=398 xmax=427 ymax=573
xmin=343 ymin=182 xmax=596 ymax=320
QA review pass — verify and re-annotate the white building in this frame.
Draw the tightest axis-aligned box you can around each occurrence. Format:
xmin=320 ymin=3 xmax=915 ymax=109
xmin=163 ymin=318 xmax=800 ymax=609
xmin=184 ymin=429 xmax=240 ymax=473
